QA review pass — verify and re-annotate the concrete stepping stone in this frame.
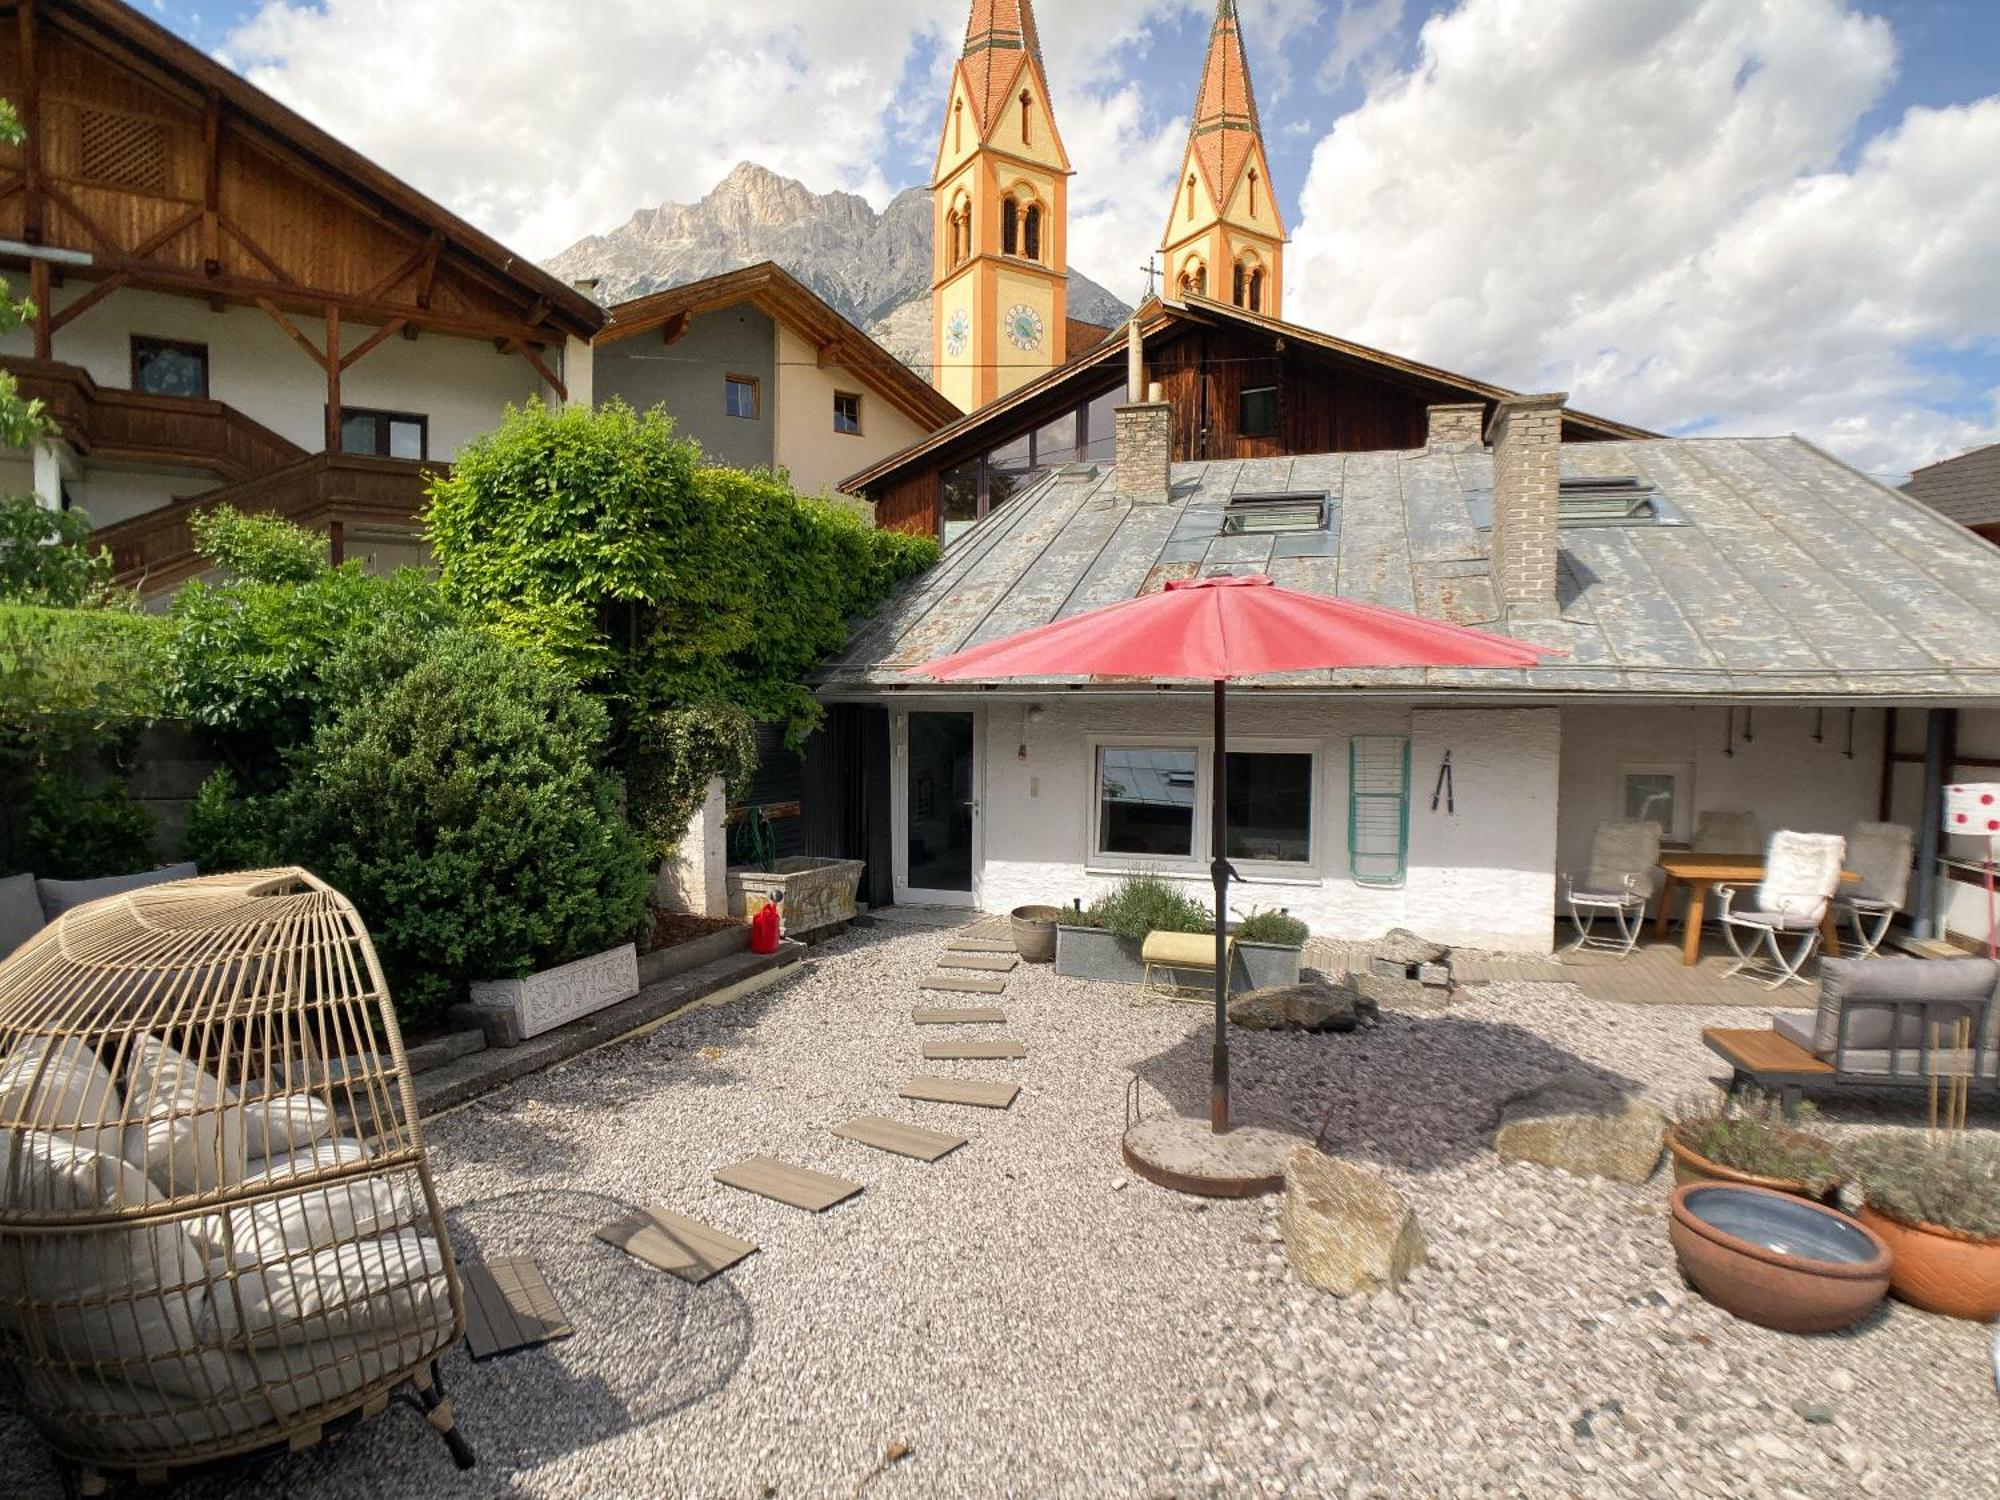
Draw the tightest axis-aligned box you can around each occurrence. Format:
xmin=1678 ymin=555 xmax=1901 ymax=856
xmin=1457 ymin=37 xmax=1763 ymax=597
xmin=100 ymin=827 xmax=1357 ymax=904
xmin=596 ymin=1205 xmax=757 ymax=1284
xmin=901 ymin=1076 xmax=1020 ymax=1110
xmin=920 ymin=973 xmax=1007 ymax=994
xmin=921 ymin=1037 xmax=1027 ymax=1060
xmin=713 ymin=1154 xmax=864 ymax=1212
xmin=833 ymin=1115 xmax=967 ymax=1162
xmin=938 ymin=953 xmax=1018 ymax=973
xmin=911 ymin=1005 xmax=1007 ymax=1024
xmin=947 ymin=939 xmax=1017 ymax=954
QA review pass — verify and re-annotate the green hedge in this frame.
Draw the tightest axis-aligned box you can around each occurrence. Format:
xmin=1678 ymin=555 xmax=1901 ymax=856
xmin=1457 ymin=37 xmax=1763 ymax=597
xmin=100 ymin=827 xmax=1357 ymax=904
xmin=0 ymin=603 xmax=167 ymax=756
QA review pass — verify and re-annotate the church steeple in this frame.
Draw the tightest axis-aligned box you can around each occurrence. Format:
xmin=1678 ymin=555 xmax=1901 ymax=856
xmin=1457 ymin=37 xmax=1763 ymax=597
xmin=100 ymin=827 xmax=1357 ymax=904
xmin=931 ymin=0 xmax=1072 ymax=412
xmin=1163 ymin=0 xmax=1285 ymax=317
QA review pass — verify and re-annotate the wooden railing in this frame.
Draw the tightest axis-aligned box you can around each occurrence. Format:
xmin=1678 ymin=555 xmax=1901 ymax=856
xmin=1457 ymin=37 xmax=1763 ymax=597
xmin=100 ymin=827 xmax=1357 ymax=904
xmin=2 ymin=356 xmax=307 ymax=482
xmin=91 ymin=453 xmax=446 ymax=593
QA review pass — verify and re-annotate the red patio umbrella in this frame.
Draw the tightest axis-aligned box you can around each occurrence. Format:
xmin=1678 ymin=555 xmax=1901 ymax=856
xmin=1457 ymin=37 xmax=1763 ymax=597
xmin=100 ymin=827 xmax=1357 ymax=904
xmin=916 ymin=575 xmax=1555 ymax=1134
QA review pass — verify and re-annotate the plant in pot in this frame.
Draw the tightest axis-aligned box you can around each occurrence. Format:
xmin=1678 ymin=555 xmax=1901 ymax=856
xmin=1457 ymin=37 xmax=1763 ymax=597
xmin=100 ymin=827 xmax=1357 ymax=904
xmin=1847 ymin=1132 xmax=2000 ymax=1322
xmin=1665 ymin=1090 xmax=1843 ymax=1200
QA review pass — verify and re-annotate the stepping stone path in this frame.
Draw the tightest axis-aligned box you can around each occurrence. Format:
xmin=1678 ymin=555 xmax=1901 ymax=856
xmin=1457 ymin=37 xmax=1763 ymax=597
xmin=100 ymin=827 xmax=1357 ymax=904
xmin=597 ymin=1206 xmax=758 ymax=1284
xmin=833 ymin=1115 xmax=967 ymax=1162
xmin=911 ymin=1006 xmax=1007 ymax=1025
xmin=947 ymin=939 xmax=1016 ymax=954
xmin=920 ymin=974 xmax=1008 ymax=994
xmin=714 ymin=1155 xmax=865 ymax=1212
xmin=938 ymin=952 xmax=1019 ymax=973
xmin=901 ymin=1076 xmax=1020 ymax=1110
xmin=922 ymin=1037 xmax=1027 ymax=1060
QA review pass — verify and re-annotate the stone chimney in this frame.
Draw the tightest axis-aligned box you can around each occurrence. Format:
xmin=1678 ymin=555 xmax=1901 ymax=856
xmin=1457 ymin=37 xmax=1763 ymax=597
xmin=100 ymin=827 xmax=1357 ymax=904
xmin=1486 ymin=392 xmax=1567 ymax=619
xmin=1115 ymin=399 xmax=1174 ymax=500
xmin=1425 ymin=403 xmax=1485 ymax=454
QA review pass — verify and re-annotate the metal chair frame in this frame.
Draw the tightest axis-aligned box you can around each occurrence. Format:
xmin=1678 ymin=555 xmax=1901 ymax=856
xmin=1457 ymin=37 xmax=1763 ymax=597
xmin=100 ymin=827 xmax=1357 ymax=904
xmin=1834 ymin=895 xmax=1898 ymax=960
xmin=1560 ymin=873 xmax=1650 ymax=960
xmin=1715 ymin=883 xmax=1827 ymax=989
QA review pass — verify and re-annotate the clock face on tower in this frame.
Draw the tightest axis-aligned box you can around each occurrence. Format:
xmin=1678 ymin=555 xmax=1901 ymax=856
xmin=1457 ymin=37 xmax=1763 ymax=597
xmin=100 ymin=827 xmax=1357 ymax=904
xmin=1004 ymin=304 xmax=1045 ymax=352
xmin=945 ymin=308 xmax=970 ymax=359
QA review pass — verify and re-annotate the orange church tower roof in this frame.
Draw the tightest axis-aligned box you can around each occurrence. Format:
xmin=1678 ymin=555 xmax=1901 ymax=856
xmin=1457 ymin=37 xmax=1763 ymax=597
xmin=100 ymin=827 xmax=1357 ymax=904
xmin=1187 ymin=0 xmax=1266 ymax=210
xmin=961 ymin=0 xmax=1047 ymax=135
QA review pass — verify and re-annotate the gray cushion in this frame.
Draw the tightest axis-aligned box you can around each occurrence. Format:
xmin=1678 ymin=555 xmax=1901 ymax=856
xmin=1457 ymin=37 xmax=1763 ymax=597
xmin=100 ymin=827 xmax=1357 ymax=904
xmin=35 ymin=864 xmax=198 ymax=922
xmin=1725 ymin=908 xmax=1820 ymax=932
xmin=1813 ymin=956 xmax=1999 ymax=1057
xmin=1569 ymin=886 xmax=1644 ymax=907
xmin=1772 ymin=1010 xmax=1816 ymax=1054
xmin=0 ymin=873 xmax=44 ymax=961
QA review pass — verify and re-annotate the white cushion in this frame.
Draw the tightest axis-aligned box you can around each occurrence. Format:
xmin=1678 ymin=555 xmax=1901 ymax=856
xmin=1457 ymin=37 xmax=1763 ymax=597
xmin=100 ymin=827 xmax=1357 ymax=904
xmin=202 ymin=1228 xmax=450 ymax=1349
xmin=185 ymin=1136 xmax=376 ymax=1263
xmin=1756 ymin=831 xmax=1847 ymax=919
xmin=237 ymin=1092 xmax=336 ymax=1164
xmin=0 ymin=1036 xmax=121 ymax=1146
xmin=120 ymin=1034 xmax=248 ymax=1194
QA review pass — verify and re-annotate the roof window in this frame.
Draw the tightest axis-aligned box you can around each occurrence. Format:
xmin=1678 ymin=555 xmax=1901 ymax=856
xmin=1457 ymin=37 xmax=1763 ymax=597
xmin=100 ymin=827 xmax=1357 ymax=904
xmin=1220 ymin=493 xmax=1328 ymax=535
xmin=1557 ymin=476 xmax=1660 ymax=526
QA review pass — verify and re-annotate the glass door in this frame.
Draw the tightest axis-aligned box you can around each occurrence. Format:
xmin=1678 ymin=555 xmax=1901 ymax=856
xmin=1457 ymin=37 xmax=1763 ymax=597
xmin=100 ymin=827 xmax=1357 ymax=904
xmin=896 ymin=710 xmax=979 ymax=905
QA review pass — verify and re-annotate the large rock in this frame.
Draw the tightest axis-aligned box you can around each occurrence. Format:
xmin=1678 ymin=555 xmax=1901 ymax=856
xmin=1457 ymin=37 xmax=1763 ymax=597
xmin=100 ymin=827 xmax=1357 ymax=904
xmin=1495 ymin=1075 xmax=1666 ymax=1184
xmin=1373 ymin=928 xmax=1448 ymax=967
xmin=1228 ymin=979 xmax=1364 ymax=1032
xmin=1279 ymin=1148 xmax=1427 ymax=1296
xmin=1353 ymin=970 xmax=1450 ymax=1014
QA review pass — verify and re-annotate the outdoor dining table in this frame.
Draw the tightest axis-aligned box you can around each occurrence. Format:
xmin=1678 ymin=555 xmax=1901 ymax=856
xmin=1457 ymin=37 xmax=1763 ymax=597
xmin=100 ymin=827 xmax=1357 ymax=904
xmin=1652 ymin=851 xmax=1859 ymax=967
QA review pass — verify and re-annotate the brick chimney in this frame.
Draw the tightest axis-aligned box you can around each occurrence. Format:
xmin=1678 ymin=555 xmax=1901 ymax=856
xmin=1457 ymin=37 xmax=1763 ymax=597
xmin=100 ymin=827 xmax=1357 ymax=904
xmin=1115 ymin=398 xmax=1174 ymax=501
xmin=1425 ymin=403 xmax=1485 ymax=454
xmin=1486 ymin=392 xmax=1567 ymax=619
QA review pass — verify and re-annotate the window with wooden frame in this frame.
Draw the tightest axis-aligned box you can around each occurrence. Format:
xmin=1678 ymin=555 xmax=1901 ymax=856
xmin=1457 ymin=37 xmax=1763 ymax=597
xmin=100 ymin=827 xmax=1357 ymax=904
xmin=1238 ymin=385 xmax=1278 ymax=438
xmin=833 ymin=391 xmax=863 ymax=436
xmin=130 ymin=336 xmax=208 ymax=399
xmin=1002 ymin=197 xmax=1019 ymax=256
xmin=724 ymin=374 xmax=760 ymax=420
xmin=1248 ymin=267 xmax=1265 ymax=313
xmin=1233 ymin=261 xmax=1247 ymax=307
xmin=1023 ymin=202 xmax=1042 ymax=262
xmin=336 ymin=407 xmax=427 ymax=460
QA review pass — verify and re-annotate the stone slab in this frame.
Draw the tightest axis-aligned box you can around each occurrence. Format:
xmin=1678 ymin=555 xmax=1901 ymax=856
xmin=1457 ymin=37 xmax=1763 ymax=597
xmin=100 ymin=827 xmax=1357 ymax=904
xmin=713 ymin=1155 xmax=864 ymax=1212
xmin=832 ymin=1115 xmax=968 ymax=1162
xmin=911 ymin=1006 xmax=1008 ymax=1024
xmin=596 ymin=1206 xmax=757 ymax=1284
xmin=901 ymin=1076 xmax=1019 ymax=1110
xmin=919 ymin=973 xmax=1008 ymax=994
xmin=947 ymin=939 xmax=1017 ymax=954
xmin=937 ymin=953 xmax=1019 ymax=973
xmin=921 ymin=1038 xmax=1027 ymax=1060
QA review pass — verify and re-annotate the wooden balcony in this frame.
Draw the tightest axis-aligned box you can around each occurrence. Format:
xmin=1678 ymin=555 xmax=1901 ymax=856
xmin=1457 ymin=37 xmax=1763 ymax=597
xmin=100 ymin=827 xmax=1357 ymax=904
xmin=91 ymin=453 xmax=446 ymax=594
xmin=2 ymin=356 xmax=307 ymax=482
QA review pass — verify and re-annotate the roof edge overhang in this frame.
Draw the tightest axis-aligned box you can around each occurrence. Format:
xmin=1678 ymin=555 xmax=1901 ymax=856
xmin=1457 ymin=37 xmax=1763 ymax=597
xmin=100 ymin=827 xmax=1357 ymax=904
xmin=812 ymin=681 xmax=2000 ymax=711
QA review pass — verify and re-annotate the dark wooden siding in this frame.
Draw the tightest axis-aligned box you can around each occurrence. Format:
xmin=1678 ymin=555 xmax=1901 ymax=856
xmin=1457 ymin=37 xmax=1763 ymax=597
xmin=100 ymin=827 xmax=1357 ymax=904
xmin=736 ymin=722 xmax=805 ymax=861
xmin=874 ymin=471 xmax=938 ymax=537
xmin=801 ymin=706 xmax=894 ymax=908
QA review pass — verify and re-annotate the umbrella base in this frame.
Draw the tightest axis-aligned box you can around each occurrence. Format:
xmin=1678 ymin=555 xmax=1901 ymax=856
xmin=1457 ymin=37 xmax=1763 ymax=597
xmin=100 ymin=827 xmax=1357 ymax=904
xmin=1120 ymin=1115 xmax=1311 ymax=1198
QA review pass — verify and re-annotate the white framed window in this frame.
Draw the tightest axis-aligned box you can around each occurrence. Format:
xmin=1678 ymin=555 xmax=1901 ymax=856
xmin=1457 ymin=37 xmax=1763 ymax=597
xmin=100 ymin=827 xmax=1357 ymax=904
xmin=1087 ymin=736 xmax=1320 ymax=880
xmin=1621 ymin=762 xmax=1692 ymax=840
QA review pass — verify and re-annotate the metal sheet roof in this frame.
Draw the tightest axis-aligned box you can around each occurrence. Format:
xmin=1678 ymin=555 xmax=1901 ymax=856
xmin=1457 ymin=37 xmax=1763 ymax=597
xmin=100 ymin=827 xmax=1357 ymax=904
xmin=819 ymin=436 xmax=2000 ymax=700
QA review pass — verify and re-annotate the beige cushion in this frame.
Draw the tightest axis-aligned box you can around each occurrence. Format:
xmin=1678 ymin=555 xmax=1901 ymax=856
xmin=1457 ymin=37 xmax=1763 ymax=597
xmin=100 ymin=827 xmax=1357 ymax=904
xmin=1584 ymin=820 xmax=1662 ymax=897
xmin=0 ymin=1036 xmax=120 ymax=1143
xmin=203 ymin=1227 xmax=450 ymax=1349
xmin=1142 ymin=931 xmax=1231 ymax=967
xmin=121 ymin=1034 xmax=250 ymax=1194
xmin=185 ymin=1136 xmax=376 ymax=1263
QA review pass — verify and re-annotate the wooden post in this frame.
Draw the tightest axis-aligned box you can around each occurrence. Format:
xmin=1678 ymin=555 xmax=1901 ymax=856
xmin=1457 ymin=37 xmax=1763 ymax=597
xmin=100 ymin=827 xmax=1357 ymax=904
xmin=202 ymin=92 xmax=222 ymax=276
xmin=323 ymin=305 xmax=341 ymax=453
xmin=1877 ymin=707 xmax=1898 ymax=822
xmin=18 ymin=0 xmax=42 ymax=246
xmin=29 ymin=257 xmax=51 ymax=360
xmin=328 ymin=520 xmax=345 ymax=567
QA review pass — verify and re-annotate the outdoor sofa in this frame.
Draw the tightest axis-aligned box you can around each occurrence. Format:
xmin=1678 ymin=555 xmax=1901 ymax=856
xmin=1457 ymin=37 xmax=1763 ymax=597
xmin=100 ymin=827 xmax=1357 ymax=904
xmin=1 ymin=863 xmax=199 ymax=961
xmin=1703 ymin=956 xmax=1999 ymax=1108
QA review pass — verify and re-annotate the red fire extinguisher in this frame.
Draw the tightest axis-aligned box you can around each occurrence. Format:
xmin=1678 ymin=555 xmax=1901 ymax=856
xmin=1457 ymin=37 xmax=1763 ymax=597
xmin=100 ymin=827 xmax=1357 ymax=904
xmin=749 ymin=898 xmax=781 ymax=955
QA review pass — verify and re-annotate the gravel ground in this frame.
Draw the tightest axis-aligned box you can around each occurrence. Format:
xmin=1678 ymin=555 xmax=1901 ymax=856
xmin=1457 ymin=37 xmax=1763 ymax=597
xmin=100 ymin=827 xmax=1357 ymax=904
xmin=2 ymin=916 xmax=1995 ymax=1499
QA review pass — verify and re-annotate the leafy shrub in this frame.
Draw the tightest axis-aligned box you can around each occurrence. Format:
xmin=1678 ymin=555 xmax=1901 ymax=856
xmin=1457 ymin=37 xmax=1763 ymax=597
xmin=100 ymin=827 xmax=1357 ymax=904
xmin=1236 ymin=908 xmax=1308 ymax=946
xmin=1078 ymin=872 xmax=1214 ymax=942
xmin=188 ymin=506 xmax=329 ymax=585
xmin=1671 ymin=1090 xmax=1843 ymax=1193
xmin=0 ymin=604 xmax=166 ymax=764
xmin=624 ymin=704 xmax=759 ymax=861
xmin=281 ymin=627 xmax=651 ymax=1028
xmin=1849 ymin=1133 xmax=2000 ymax=1237
xmin=0 ymin=497 xmax=121 ymax=607
xmin=22 ymin=771 xmax=156 ymax=879
xmin=184 ymin=767 xmax=281 ymax=874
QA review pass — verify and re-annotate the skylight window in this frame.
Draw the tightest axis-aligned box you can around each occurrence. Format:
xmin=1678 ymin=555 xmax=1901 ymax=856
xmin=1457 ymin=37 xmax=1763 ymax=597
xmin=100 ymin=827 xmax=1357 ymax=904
xmin=1220 ymin=493 xmax=1328 ymax=535
xmin=1557 ymin=476 xmax=1659 ymax=526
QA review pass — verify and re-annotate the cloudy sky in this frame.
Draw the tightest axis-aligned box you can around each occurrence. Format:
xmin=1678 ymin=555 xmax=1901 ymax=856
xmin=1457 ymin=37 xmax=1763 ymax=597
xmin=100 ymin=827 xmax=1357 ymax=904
xmin=151 ymin=0 xmax=1999 ymax=479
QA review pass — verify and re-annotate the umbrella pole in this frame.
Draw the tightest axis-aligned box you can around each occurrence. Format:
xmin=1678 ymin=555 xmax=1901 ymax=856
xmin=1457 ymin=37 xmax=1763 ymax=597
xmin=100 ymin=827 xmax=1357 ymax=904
xmin=1211 ymin=678 xmax=1230 ymax=1134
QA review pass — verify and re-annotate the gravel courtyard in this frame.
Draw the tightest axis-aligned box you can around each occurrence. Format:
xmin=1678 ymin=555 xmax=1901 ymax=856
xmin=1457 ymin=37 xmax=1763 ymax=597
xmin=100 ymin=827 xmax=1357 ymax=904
xmin=3 ymin=913 xmax=1995 ymax=1499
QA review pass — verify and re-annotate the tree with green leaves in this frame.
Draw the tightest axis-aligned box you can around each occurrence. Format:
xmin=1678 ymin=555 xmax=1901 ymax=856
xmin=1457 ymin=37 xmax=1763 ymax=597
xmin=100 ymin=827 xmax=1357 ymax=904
xmin=0 ymin=99 xmax=53 ymax=451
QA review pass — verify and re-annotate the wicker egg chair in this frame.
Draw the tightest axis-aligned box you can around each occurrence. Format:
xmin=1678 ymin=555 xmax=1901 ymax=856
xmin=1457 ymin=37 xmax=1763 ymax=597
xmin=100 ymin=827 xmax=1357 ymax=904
xmin=0 ymin=868 xmax=472 ymax=1494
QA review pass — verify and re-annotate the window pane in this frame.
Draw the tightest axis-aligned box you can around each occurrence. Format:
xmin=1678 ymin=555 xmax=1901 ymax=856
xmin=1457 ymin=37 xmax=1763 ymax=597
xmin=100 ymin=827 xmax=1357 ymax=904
xmin=941 ymin=461 xmax=981 ymax=546
xmin=1034 ymin=411 xmax=1077 ymax=463
xmin=985 ymin=464 xmax=1026 ymax=517
xmin=834 ymin=394 xmax=861 ymax=434
xmin=1624 ymin=773 xmax=1677 ymax=831
xmin=133 ymin=341 xmax=206 ymax=398
xmin=1239 ymin=386 xmax=1278 ymax=437
xmin=726 ymin=378 xmax=756 ymax=419
xmin=1082 ymin=387 xmax=1123 ymax=462
xmin=387 ymin=419 xmax=424 ymax=460
xmin=339 ymin=412 xmax=379 ymax=455
xmin=1226 ymin=752 xmax=1313 ymax=863
xmin=989 ymin=430 xmax=1033 ymax=472
xmin=1099 ymin=747 xmax=1197 ymax=857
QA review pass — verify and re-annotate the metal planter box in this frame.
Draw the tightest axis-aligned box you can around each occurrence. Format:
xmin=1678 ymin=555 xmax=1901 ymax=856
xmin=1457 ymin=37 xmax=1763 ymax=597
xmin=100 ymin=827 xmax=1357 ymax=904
xmin=1054 ymin=926 xmax=1301 ymax=990
xmin=727 ymin=857 xmax=865 ymax=937
xmin=466 ymin=942 xmax=640 ymax=1043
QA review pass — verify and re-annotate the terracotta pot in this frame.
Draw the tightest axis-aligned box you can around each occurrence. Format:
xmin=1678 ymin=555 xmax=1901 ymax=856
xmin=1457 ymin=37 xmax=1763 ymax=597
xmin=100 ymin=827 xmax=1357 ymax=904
xmin=1856 ymin=1205 xmax=2000 ymax=1322
xmin=1663 ymin=1125 xmax=1820 ymax=1198
xmin=1668 ymin=1183 xmax=1891 ymax=1334
xmin=1010 ymin=905 xmax=1064 ymax=964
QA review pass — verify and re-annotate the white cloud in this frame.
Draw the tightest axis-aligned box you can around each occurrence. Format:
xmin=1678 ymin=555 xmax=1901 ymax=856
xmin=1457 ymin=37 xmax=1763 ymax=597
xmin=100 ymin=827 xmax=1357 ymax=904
xmin=1287 ymin=0 xmax=2000 ymax=474
xmin=1319 ymin=0 xmax=1407 ymax=90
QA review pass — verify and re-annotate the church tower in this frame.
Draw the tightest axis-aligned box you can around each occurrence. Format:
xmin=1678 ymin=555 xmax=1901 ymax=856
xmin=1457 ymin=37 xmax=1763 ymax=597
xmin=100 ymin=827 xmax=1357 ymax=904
xmin=932 ymin=0 xmax=1072 ymax=412
xmin=1162 ymin=0 xmax=1285 ymax=317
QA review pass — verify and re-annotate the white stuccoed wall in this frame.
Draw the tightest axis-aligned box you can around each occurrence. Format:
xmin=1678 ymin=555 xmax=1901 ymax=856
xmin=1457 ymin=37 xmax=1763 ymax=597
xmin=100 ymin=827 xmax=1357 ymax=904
xmin=965 ymin=695 xmax=1562 ymax=953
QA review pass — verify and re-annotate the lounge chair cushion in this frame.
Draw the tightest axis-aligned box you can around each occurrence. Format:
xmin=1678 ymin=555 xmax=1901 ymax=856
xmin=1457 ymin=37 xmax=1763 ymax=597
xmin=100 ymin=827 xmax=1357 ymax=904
xmin=191 ymin=1139 xmax=413 ymax=1270
xmin=121 ymin=1034 xmax=253 ymax=1194
xmin=0 ymin=1035 xmax=120 ymax=1137
xmin=35 ymin=864 xmax=198 ymax=923
xmin=1569 ymin=885 xmax=1646 ymax=907
xmin=1584 ymin=820 xmax=1661 ymax=897
xmin=1757 ymin=831 xmax=1846 ymax=919
xmin=0 ymin=873 xmax=44 ymax=960
xmin=1813 ymin=956 xmax=1999 ymax=1057
xmin=1724 ymin=908 xmax=1821 ymax=932
xmin=203 ymin=1227 xmax=450 ymax=1348
xmin=1843 ymin=822 xmax=1915 ymax=907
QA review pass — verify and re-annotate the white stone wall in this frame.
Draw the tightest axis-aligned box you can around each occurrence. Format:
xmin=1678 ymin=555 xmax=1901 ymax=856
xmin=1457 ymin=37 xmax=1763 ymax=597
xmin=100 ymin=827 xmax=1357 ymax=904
xmin=962 ymin=695 xmax=1562 ymax=953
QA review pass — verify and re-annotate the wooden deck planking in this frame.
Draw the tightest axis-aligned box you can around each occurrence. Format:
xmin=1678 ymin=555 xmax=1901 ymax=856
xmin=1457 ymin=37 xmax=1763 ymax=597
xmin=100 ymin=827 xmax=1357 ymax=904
xmin=920 ymin=973 xmax=1008 ymax=994
xmin=833 ymin=1115 xmax=968 ymax=1162
xmin=712 ymin=1155 xmax=865 ymax=1212
xmin=947 ymin=939 xmax=1017 ymax=954
xmin=596 ymin=1206 xmax=758 ymax=1284
xmin=921 ymin=1038 xmax=1027 ymax=1060
xmin=937 ymin=952 xmax=1019 ymax=973
xmin=462 ymin=1256 xmax=572 ymax=1360
xmin=901 ymin=1076 xmax=1020 ymax=1109
xmin=912 ymin=1005 xmax=1008 ymax=1024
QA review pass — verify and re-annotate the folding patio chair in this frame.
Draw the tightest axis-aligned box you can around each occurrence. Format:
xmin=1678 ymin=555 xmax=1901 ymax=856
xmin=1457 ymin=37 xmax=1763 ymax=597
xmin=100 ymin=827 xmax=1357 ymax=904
xmin=1717 ymin=830 xmax=1848 ymax=989
xmin=1831 ymin=821 xmax=1916 ymax=959
xmin=1561 ymin=820 xmax=1662 ymax=959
